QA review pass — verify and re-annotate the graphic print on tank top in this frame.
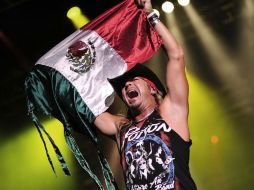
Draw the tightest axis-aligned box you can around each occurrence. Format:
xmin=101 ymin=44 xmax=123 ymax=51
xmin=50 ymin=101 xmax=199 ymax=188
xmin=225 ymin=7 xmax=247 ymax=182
xmin=121 ymin=113 xmax=176 ymax=190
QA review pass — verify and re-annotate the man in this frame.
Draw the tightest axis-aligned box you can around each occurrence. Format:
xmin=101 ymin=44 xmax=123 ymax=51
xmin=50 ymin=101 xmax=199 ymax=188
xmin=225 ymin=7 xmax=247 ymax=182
xmin=94 ymin=0 xmax=197 ymax=189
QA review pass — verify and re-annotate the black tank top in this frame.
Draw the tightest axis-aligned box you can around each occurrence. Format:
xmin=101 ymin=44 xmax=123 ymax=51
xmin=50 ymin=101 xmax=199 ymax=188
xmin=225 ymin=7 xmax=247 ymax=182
xmin=119 ymin=110 xmax=197 ymax=190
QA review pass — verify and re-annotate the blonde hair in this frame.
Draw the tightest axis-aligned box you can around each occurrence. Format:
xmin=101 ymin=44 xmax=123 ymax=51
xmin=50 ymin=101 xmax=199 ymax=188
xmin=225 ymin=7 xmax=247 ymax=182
xmin=154 ymin=90 xmax=164 ymax=105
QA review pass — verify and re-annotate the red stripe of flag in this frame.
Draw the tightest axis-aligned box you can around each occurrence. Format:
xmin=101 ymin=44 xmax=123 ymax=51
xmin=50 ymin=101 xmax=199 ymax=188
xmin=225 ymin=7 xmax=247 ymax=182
xmin=81 ymin=0 xmax=162 ymax=70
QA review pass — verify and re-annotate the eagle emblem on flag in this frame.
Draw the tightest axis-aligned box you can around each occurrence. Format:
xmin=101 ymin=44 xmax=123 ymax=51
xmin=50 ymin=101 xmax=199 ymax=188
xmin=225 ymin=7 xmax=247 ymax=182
xmin=66 ymin=40 xmax=96 ymax=73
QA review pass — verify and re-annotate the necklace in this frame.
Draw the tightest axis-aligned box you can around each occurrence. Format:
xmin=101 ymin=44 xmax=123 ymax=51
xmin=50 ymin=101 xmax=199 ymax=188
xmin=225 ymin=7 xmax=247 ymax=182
xmin=133 ymin=109 xmax=154 ymax=124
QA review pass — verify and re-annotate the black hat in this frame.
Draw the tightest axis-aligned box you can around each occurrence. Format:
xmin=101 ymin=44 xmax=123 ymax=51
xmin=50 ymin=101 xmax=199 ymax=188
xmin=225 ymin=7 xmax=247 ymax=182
xmin=108 ymin=64 xmax=166 ymax=100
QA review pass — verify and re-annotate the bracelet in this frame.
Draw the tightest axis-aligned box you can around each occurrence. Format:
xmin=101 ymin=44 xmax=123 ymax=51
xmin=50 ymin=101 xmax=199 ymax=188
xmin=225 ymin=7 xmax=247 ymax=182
xmin=147 ymin=11 xmax=160 ymax=27
xmin=147 ymin=11 xmax=157 ymax=19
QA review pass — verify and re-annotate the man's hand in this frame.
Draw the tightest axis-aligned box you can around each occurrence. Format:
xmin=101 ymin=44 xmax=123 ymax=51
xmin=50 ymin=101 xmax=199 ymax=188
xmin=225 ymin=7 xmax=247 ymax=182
xmin=136 ymin=0 xmax=153 ymax=13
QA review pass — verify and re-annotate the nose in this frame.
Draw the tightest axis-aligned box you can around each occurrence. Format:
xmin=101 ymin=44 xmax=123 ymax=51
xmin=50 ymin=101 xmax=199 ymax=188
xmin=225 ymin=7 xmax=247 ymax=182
xmin=124 ymin=81 xmax=133 ymax=89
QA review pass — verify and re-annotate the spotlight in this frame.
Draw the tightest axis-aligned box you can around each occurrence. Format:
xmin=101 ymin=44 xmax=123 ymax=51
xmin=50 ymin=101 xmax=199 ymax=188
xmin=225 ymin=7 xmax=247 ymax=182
xmin=153 ymin=9 xmax=160 ymax=17
xmin=178 ymin=0 xmax=190 ymax=6
xmin=67 ymin=6 xmax=81 ymax=19
xmin=211 ymin=135 xmax=219 ymax=144
xmin=67 ymin=6 xmax=90 ymax=29
xmin=162 ymin=1 xmax=174 ymax=13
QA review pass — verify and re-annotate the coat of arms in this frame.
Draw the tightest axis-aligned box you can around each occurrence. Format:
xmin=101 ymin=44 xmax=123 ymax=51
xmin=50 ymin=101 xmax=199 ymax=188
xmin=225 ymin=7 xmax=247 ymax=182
xmin=66 ymin=40 xmax=96 ymax=73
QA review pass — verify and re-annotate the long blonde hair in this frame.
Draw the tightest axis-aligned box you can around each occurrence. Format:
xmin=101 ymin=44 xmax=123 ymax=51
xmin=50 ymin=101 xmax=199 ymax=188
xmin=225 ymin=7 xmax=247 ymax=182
xmin=154 ymin=90 xmax=164 ymax=105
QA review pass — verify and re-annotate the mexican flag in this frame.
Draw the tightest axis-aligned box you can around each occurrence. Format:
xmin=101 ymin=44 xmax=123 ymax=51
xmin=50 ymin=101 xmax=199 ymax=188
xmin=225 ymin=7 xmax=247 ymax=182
xmin=24 ymin=0 xmax=161 ymax=189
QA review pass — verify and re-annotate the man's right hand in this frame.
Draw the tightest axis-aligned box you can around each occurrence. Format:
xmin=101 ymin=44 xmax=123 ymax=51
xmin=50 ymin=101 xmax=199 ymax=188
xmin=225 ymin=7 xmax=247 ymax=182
xmin=136 ymin=0 xmax=153 ymax=13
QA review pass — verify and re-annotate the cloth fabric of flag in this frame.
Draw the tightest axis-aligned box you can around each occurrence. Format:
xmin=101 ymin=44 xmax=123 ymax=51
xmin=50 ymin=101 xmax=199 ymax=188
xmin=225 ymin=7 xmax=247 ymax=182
xmin=24 ymin=0 xmax=161 ymax=189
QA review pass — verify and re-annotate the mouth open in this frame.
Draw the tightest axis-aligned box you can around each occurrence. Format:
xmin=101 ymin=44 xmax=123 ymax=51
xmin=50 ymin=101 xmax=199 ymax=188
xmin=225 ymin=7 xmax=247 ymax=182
xmin=127 ymin=90 xmax=138 ymax=99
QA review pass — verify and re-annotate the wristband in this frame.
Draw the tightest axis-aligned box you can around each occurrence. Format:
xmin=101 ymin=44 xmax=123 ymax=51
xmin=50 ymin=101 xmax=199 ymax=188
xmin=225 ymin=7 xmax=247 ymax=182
xmin=147 ymin=11 xmax=160 ymax=27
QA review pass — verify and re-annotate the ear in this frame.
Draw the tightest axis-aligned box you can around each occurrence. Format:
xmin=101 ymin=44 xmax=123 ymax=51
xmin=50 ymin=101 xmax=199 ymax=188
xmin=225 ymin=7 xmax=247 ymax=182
xmin=150 ymin=86 xmax=157 ymax=95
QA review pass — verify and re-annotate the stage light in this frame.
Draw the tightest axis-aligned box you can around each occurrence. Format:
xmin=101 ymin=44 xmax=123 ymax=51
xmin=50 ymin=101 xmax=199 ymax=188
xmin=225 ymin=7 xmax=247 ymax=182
xmin=67 ymin=6 xmax=90 ymax=29
xmin=162 ymin=1 xmax=174 ymax=13
xmin=178 ymin=0 xmax=190 ymax=6
xmin=153 ymin=9 xmax=160 ymax=17
xmin=211 ymin=135 xmax=219 ymax=144
xmin=67 ymin=6 xmax=81 ymax=19
xmin=184 ymin=4 xmax=250 ymax=109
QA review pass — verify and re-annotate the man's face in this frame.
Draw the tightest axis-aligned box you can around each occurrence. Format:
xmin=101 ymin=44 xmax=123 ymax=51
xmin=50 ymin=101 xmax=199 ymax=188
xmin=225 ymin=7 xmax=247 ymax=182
xmin=121 ymin=77 xmax=155 ymax=108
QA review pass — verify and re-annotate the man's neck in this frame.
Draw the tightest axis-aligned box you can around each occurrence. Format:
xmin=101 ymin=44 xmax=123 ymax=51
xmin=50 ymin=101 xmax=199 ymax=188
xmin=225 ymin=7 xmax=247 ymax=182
xmin=133 ymin=104 xmax=157 ymax=124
